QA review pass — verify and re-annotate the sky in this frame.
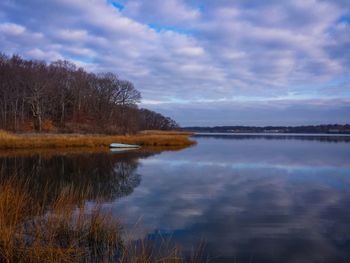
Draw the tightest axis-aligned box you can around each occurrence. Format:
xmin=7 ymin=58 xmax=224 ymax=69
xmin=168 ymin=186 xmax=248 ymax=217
xmin=0 ymin=0 xmax=349 ymax=126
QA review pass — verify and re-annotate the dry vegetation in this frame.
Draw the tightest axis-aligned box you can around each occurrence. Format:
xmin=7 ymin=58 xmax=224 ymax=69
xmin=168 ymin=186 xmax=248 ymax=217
xmin=0 ymin=130 xmax=195 ymax=150
xmin=0 ymin=178 xmax=120 ymax=262
xmin=0 ymin=177 xmax=206 ymax=263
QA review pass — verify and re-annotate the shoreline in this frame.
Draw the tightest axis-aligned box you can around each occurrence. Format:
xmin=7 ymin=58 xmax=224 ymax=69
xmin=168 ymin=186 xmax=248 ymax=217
xmin=0 ymin=130 xmax=195 ymax=150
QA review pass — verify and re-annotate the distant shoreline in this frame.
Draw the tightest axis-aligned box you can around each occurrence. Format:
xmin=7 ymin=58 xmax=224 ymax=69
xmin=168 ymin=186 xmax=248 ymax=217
xmin=183 ymin=124 xmax=350 ymax=134
xmin=194 ymin=132 xmax=350 ymax=137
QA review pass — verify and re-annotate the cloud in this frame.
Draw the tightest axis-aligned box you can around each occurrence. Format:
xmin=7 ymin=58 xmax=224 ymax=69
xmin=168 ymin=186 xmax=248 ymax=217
xmin=26 ymin=48 xmax=63 ymax=61
xmin=0 ymin=22 xmax=25 ymax=35
xmin=0 ymin=0 xmax=349 ymax=125
xmin=122 ymin=0 xmax=200 ymax=25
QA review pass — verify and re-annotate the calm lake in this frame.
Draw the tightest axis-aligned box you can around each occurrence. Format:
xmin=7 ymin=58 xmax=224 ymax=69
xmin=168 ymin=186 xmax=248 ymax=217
xmin=1 ymin=134 xmax=350 ymax=262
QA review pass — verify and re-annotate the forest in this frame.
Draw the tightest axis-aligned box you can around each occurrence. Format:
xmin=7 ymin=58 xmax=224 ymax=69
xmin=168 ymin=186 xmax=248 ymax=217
xmin=0 ymin=53 xmax=179 ymax=134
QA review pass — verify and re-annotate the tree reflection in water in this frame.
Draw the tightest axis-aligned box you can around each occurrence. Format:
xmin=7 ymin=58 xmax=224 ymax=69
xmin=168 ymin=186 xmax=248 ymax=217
xmin=0 ymin=150 xmax=155 ymax=206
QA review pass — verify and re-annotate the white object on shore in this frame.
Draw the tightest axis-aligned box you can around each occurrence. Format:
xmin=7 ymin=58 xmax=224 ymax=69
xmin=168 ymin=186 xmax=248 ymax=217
xmin=109 ymin=143 xmax=141 ymax=148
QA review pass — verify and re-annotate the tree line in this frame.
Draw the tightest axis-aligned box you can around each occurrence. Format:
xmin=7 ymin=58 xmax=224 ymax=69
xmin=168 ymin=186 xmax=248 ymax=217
xmin=0 ymin=53 xmax=179 ymax=133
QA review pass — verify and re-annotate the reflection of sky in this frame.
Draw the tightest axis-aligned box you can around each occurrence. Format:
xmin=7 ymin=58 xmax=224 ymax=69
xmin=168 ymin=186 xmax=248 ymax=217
xmin=108 ymin=137 xmax=350 ymax=262
xmin=141 ymin=158 xmax=350 ymax=174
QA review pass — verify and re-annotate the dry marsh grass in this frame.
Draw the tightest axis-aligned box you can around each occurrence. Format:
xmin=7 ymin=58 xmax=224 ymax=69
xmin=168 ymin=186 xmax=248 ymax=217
xmin=0 ymin=178 xmax=121 ymax=262
xmin=0 ymin=177 xmax=206 ymax=263
xmin=0 ymin=129 xmax=17 ymax=140
xmin=0 ymin=130 xmax=196 ymax=150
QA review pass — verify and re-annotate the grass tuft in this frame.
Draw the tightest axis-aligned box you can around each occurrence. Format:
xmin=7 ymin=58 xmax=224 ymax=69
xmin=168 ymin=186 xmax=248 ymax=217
xmin=0 ymin=129 xmax=17 ymax=140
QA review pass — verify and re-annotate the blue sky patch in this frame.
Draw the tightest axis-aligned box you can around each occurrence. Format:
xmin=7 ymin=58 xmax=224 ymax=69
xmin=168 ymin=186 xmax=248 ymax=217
xmin=148 ymin=23 xmax=191 ymax=35
xmin=108 ymin=1 xmax=124 ymax=11
xmin=337 ymin=14 xmax=350 ymax=24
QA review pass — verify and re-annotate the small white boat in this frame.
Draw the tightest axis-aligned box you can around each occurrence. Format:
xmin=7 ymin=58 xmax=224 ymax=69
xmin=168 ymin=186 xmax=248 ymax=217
xmin=109 ymin=143 xmax=141 ymax=148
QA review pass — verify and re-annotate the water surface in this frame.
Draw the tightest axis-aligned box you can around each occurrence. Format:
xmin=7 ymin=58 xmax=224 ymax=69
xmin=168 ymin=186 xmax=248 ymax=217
xmin=1 ymin=135 xmax=350 ymax=262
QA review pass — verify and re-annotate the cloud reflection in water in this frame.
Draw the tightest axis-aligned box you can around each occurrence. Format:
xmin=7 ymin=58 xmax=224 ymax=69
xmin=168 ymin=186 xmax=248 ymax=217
xmin=111 ymin=136 xmax=350 ymax=262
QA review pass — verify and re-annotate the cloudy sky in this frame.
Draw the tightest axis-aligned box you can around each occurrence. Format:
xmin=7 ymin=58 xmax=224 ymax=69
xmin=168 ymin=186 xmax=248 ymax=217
xmin=0 ymin=0 xmax=349 ymax=126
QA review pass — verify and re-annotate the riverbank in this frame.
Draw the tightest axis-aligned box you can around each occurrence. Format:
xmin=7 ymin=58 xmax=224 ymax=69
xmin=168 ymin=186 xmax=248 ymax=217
xmin=0 ymin=130 xmax=195 ymax=150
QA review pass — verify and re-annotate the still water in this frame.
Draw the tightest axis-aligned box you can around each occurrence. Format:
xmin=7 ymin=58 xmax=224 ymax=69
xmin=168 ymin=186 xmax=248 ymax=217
xmin=1 ymin=134 xmax=350 ymax=262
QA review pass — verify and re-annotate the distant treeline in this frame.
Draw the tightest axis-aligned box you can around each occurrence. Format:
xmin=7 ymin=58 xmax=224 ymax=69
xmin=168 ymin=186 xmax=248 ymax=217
xmin=183 ymin=124 xmax=350 ymax=134
xmin=0 ymin=53 xmax=178 ymax=133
